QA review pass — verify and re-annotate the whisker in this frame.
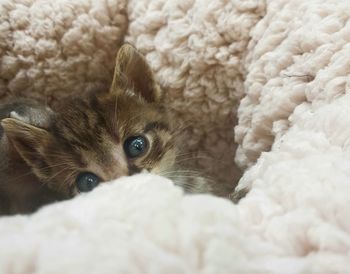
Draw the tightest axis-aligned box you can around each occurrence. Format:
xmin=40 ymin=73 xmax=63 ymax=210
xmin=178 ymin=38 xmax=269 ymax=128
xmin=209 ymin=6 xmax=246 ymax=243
xmin=165 ymin=174 xmax=216 ymax=182
xmin=113 ymin=90 xmax=118 ymax=133
xmin=5 ymin=162 xmax=67 ymax=183
xmin=58 ymin=169 xmax=76 ymax=194
xmin=159 ymin=170 xmax=204 ymax=177
xmin=175 ymin=155 xmax=231 ymax=168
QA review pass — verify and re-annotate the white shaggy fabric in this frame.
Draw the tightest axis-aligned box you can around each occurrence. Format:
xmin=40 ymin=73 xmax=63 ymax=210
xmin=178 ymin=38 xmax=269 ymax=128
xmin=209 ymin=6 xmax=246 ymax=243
xmin=126 ymin=0 xmax=264 ymax=185
xmin=1 ymin=0 xmax=350 ymax=273
xmin=0 ymin=0 xmax=128 ymax=100
xmin=0 ymin=175 xmax=247 ymax=274
xmin=235 ymin=0 xmax=350 ymax=169
xmin=0 ymin=0 xmax=266 ymax=188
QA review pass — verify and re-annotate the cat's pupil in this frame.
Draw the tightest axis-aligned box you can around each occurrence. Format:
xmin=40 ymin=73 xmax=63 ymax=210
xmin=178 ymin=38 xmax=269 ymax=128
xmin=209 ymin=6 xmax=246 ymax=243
xmin=76 ymin=172 xmax=101 ymax=192
xmin=124 ymin=136 xmax=148 ymax=158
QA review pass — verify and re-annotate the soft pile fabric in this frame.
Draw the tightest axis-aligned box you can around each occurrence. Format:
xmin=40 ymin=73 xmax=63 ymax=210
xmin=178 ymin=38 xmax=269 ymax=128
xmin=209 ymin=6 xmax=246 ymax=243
xmin=1 ymin=0 xmax=350 ymax=273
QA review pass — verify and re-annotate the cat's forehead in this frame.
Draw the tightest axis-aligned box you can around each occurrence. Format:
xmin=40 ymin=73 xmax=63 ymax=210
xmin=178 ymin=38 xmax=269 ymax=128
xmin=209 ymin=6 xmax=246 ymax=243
xmin=93 ymin=90 xmax=166 ymax=126
xmin=51 ymin=91 xmax=166 ymax=147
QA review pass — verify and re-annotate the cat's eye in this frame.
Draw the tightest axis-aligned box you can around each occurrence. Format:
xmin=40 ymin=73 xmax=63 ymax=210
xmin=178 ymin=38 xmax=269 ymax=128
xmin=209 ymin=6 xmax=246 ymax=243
xmin=76 ymin=172 xmax=101 ymax=192
xmin=123 ymin=135 xmax=148 ymax=158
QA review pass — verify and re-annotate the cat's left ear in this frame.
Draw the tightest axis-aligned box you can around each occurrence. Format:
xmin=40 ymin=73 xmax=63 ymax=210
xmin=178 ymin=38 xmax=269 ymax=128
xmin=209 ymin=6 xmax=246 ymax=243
xmin=110 ymin=44 xmax=162 ymax=103
xmin=1 ymin=118 xmax=52 ymax=171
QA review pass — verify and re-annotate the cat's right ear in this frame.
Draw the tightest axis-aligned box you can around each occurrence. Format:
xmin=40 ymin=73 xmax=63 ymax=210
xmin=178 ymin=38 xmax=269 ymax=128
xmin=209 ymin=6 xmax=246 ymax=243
xmin=1 ymin=118 xmax=53 ymax=172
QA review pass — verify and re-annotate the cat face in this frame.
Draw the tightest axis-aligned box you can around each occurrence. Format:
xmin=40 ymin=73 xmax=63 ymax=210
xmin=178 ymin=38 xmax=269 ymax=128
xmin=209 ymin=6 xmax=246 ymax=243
xmin=1 ymin=44 xmax=177 ymax=197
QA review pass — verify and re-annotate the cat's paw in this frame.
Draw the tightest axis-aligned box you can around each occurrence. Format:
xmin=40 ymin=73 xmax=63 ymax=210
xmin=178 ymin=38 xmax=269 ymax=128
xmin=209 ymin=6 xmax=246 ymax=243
xmin=228 ymin=188 xmax=249 ymax=203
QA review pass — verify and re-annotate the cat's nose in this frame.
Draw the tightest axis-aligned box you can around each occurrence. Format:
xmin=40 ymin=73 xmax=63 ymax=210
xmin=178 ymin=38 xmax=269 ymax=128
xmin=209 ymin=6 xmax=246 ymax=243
xmin=112 ymin=167 xmax=129 ymax=180
xmin=104 ymin=145 xmax=129 ymax=180
xmin=102 ymin=162 xmax=129 ymax=181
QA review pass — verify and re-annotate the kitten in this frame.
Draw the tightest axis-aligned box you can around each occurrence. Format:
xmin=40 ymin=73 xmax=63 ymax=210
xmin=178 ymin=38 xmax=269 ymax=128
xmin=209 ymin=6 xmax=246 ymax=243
xmin=0 ymin=44 xmax=211 ymax=215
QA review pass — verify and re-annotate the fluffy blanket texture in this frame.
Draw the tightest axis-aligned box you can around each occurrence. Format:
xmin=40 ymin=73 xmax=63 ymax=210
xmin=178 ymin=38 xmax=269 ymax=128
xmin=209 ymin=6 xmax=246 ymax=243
xmin=1 ymin=0 xmax=350 ymax=273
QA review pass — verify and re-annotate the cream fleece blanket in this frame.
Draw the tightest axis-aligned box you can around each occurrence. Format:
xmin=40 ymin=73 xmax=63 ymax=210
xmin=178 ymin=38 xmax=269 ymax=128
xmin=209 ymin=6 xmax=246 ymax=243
xmin=1 ymin=0 xmax=350 ymax=273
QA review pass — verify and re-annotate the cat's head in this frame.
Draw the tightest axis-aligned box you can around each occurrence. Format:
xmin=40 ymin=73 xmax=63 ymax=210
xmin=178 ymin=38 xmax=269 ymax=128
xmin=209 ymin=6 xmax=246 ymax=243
xmin=1 ymin=44 xmax=177 ymax=197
